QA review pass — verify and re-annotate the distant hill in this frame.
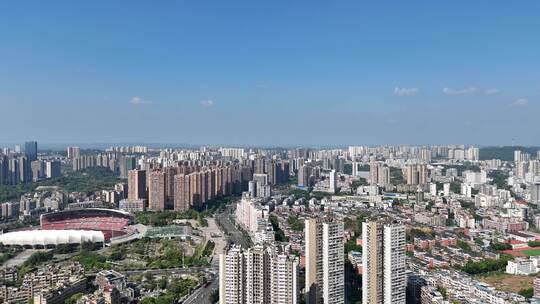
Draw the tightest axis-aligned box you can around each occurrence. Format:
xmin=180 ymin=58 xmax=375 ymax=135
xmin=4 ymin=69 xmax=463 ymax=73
xmin=479 ymin=146 xmax=540 ymax=161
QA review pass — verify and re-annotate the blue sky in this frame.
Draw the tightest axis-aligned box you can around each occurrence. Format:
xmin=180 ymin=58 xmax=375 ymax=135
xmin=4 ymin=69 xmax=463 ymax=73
xmin=1 ymin=1 xmax=539 ymax=147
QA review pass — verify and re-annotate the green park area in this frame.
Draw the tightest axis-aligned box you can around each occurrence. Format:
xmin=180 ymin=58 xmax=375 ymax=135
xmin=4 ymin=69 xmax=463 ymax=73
xmin=0 ymin=167 xmax=123 ymax=202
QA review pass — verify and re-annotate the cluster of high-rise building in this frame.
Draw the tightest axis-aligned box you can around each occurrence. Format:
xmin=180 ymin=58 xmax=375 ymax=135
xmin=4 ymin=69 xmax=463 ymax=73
xmin=248 ymin=173 xmax=272 ymax=199
xmin=404 ymin=163 xmax=428 ymax=185
xmin=171 ymin=164 xmax=250 ymax=211
xmin=297 ymin=164 xmax=319 ymax=188
xmin=251 ymin=158 xmax=290 ymax=185
xmin=220 ymin=213 xmax=408 ymax=304
xmin=106 ymin=145 xmax=148 ymax=154
xmin=218 ymin=147 xmax=246 ymax=159
xmin=72 ymin=154 xmax=117 ymax=172
xmin=512 ymin=150 xmax=540 ymax=183
xmin=127 ymin=163 xmax=255 ymax=212
xmin=66 ymin=146 xmax=81 ymax=158
xmin=510 ymin=150 xmax=540 ymax=207
xmin=71 ymin=154 xmax=139 ymax=179
xmin=219 ymin=244 xmax=299 ymax=304
xmin=369 ymin=161 xmax=391 ymax=186
xmin=296 ymin=157 xmax=346 ymax=190
xmin=0 ymin=141 xmax=61 ymax=185
xmin=347 ymin=145 xmax=479 ymax=161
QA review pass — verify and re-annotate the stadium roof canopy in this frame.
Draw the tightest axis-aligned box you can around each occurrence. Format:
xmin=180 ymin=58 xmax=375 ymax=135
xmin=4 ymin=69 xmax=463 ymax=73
xmin=0 ymin=230 xmax=105 ymax=246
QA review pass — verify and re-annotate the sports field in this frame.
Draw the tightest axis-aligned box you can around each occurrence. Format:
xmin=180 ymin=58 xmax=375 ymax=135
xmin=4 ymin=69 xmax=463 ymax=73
xmin=521 ymin=249 xmax=540 ymax=256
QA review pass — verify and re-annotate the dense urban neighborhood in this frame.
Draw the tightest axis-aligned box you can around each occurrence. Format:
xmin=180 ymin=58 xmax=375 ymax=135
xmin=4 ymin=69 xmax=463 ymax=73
xmin=1 ymin=143 xmax=540 ymax=303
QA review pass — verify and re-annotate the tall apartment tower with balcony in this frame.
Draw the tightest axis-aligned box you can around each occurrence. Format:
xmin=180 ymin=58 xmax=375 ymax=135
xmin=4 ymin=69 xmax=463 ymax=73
xmin=362 ymin=220 xmax=406 ymax=304
xmin=305 ymin=217 xmax=344 ymax=304
xmin=219 ymin=244 xmax=298 ymax=304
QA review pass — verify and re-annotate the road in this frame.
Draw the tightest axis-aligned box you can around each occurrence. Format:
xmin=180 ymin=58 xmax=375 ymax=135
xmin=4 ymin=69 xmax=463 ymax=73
xmin=3 ymin=249 xmax=43 ymax=267
xmin=124 ymin=266 xmax=208 ymax=276
xmin=181 ymin=274 xmax=219 ymax=304
xmin=215 ymin=204 xmax=251 ymax=248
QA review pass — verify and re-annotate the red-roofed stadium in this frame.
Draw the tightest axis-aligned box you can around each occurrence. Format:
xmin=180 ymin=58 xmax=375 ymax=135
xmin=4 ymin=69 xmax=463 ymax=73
xmin=40 ymin=208 xmax=134 ymax=240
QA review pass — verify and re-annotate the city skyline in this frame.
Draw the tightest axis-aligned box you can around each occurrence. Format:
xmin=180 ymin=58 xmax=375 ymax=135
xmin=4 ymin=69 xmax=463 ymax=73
xmin=2 ymin=140 xmax=540 ymax=303
xmin=1 ymin=141 xmax=540 ymax=151
xmin=1 ymin=1 xmax=540 ymax=145
xmin=3 ymin=1 xmax=540 ymax=303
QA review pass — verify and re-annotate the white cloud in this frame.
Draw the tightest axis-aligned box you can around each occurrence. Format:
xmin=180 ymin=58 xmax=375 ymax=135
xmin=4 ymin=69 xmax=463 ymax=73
xmin=130 ymin=96 xmax=152 ymax=105
xmin=393 ymin=87 xmax=419 ymax=96
xmin=510 ymin=98 xmax=528 ymax=107
xmin=200 ymin=100 xmax=214 ymax=108
xmin=442 ymin=86 xmax=477 ymax=95
xmin=484 ymin=89 xmax=500 ymax=95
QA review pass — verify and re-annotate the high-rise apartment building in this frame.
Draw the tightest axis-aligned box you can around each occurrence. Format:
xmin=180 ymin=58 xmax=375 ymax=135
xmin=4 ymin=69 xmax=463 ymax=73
xmin=0 ymin=155 xmax=6 ymax=185
xmin=515 ymin=150 xmax=522 ymax=163
xmin=305 ymin=218 xmax=344 ymax=304
xmin=148 ymin=170 xmax=166 ymax=211
xmin=45 ymin=161 xmax=61 ymax=178
xmin=329 ymin=170 xmax=338 ymax=194
xmin=67 ymin=146 xmax=81 ymax=159
xmin=465 ymin=147 xmax=479 ymax=161
xmin=8 ymin=158 xmax=19 ymax=185
xmin=173 ymin=174 xmax=189 ymax=212
xmin=352 ymin=162 xmax=360 ymax=177
xmin=127 ymin=169 xmax=147 ymax=200
xmin=369 ymin=162 xmax=391 ymax=186
xmin=119 ymin=157 xmax=136 ymax=179
xmin=362 ymin=221 xmax=406 ymax=304
xmin=249 ymin=173 xmax=271 ymax=199
xmin=404 ymin=164 xmax=427 ymax=185
xmin=163 ymin=166 xmax=178 ymax=208
xmin=31 ymin=160 xmax=45 ymax=181
xmin=24 ymin=141 xmax=38 ymax=162
xmin=219 ymin=244 xmax=298 ymax=304
xmin=531 ymin=182 xmax=540 ymax=206
xmin=219 ymin=147 xmax=246 ymax=159
xmin=18 ymin=156 xmax=30 ymax=183
xmin=171 ymin=164 xmax=249 ymax=211
xmin=298 ymin=165 xmax=311 ymax=188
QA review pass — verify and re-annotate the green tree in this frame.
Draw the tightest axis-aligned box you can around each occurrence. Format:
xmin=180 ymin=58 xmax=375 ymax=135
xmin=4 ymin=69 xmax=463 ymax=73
xmin=519 ymin=287 xmax=534 ymax=299
xmin=462 ymin=254 xmax=513 ymax=275
xmin=157 ymin=277 xmax=168 ymax=289
xmin=209 ymin=289 xmax=219 ymax=303
xmin=65 ymin=293 xmax=83 ymax=304
xmin=490 ymin=242 xmax=511 ymax=251
xmin=345 ymin=240 xmax=362 ymax=253
xmin=270 ymin=215 xmax=288 ymax=242
xmin=109 ymin=246 xmax=126 ymax=260
xmin=457 ymin=240 xmax=472 ymax=253
xmin=287 ymin=215 xmax=304 ymax=231
xmin=528 ymin=241 xmax=540 ymax=247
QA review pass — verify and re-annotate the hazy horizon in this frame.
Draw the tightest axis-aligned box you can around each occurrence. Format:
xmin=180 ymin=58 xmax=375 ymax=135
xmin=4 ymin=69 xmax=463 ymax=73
xmin=2 ymin=141 xmax=540 ymax=151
